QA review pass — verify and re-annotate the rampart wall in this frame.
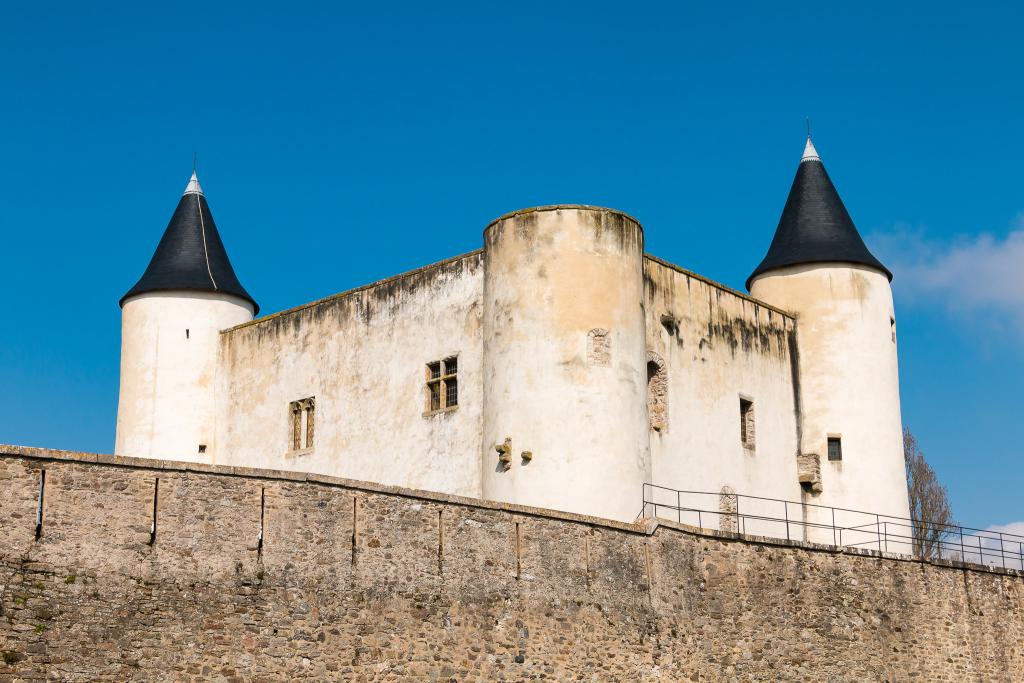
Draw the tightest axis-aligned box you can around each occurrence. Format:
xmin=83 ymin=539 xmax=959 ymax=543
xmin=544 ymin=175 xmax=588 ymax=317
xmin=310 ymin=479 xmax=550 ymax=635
xmin=0 ymin=446 xmax=1021 ymax=682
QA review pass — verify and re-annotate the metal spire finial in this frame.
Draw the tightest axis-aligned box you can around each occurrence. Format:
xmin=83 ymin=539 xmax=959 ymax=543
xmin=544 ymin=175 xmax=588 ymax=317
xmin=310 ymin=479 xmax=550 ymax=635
xmin=183 ymin=156 xmax=204 ymax=196
xmin=801 ymin=120 xmax=820 ymax=163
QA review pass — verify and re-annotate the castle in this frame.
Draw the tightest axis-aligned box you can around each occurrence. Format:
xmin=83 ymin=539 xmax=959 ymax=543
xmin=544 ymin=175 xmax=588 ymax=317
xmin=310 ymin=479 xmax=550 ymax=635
xmin=114 ymin=136 xmax=911 ymax=528
xmin=5 ymin=139 xmax=1023 ymax=682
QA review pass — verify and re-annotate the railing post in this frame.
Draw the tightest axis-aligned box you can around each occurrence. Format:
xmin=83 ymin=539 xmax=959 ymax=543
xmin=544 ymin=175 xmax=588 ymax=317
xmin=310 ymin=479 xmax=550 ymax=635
xmin=883 ymin=521 xmax=888 ymax=553
xmin=784 ymin=501 xmax=790 ymax=541
xmin=677 ymin=490 xmax=681 ymax=524
xmin=876 ymin=515 xmax=882 ymax=552
xmin=999 ymin=532 xmax=1006 ymax=569
xmin=959 ymin=526 xmax=964 ymax=563
xmin=737 ymin=496 xmax=744 ymax=535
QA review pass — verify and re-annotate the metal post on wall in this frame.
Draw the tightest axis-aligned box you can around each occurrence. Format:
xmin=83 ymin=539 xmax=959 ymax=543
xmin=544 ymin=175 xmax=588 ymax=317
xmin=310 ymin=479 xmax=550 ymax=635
xmin=737 ymin=496 xmax=743 ymax=535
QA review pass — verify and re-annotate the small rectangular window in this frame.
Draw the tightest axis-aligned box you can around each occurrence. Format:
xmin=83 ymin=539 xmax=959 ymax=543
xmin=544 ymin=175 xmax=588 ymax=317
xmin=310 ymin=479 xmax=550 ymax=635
xmin=740 ymin=398 xmax=755 ymax=451
xmin=426 ymin=356 xmax=458 ymax=413
xmin=828 ymin=436 xmax=842 ymax=461
xmin=288 ymin=397 xmax=315 ymax=452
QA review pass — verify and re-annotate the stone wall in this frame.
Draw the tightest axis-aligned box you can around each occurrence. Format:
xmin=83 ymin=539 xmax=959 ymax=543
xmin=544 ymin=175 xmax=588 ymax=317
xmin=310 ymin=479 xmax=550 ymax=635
xmin=1 ymin=446 xmax=1022 ymax=682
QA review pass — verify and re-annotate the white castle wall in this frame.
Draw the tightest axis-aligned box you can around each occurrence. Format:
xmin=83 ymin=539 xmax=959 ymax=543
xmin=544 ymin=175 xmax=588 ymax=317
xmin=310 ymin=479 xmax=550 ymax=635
xmin=481 ymin=207 xmax=651 ymax=523
xmin=215 ymin=253 xmax=485 ymax=498
xmin=751 ymin=264 xmax=911 ymax=544
xmin=115 ymin=291 xmax=254 ymax=462
xmin=642 ymin=258 xmax=804 ymax=534
xmin=113 ymin=207 xmax=911 ymax=533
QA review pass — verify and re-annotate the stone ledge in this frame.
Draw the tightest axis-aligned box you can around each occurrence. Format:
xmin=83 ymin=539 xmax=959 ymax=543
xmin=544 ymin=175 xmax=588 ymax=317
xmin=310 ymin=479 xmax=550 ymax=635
xmin=644 ymin=253 xmax=796 ymax=319
xmin=222 ymin=249 xmax=484 ymax=333
xmin=484 ymin=204 xmax=642 ymax=231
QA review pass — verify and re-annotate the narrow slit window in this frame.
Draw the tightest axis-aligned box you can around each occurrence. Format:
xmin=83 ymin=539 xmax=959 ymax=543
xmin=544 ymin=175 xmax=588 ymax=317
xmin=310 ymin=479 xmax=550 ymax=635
xmin=740 ymin=398 xmax=755 ymax=451
xmin=35 ymin=470 xmax=45 ymax=540
xmin=426 ymin=356 xmax=458 ymax=413
xmin=828 ymin=436 xmax=843 ymax=461
xmin=288 ymin=397 xmax=315 ymax=452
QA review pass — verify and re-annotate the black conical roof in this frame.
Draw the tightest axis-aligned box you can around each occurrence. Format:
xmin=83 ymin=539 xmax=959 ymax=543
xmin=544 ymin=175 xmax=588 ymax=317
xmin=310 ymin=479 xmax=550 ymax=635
xmin=746 ymin=139 xmax=891 ymax=290
xmin=121 ymin=174 xmax=258 ymax=313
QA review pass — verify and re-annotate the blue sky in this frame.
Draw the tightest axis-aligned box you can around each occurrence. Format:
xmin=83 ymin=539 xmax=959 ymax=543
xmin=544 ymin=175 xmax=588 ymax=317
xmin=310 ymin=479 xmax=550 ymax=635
xmin=2 ymin=3 xmax=1022 ymax=528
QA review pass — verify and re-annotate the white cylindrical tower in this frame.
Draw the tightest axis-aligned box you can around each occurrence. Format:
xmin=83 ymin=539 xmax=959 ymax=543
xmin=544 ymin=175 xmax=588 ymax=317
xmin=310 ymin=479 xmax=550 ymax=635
xmin=481 ymin=206 xmax=651 ymax=522
xmin=115 ymin=172 xmax=257 ymax=462
xmin=748 ymin=138 xmax=910 ymax=530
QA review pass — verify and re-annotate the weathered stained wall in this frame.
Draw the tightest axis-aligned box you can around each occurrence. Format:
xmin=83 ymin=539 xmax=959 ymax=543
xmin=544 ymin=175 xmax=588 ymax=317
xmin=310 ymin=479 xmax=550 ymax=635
xmin=116 ymin=292 xmax=254 ymax=462
xmin=2 ymin=446 xmax=1022 ymax=682
xmin=216 ymin=252 xmax=484 ymax=498
xmin=482 ymin=206 xmax=650 ymax=522
xmin=643 ymin=256 xmax=804 ymax=527
xmin=751 ymin=264 xmax=911 ymax=526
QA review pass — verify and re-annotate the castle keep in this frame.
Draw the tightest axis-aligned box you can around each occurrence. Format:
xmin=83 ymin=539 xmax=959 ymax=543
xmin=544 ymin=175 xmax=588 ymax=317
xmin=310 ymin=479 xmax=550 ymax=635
xmin=3 ymin=138 xmax=1023 ymax=682
xmin=114 ymin=137 xmax=909 ymax=528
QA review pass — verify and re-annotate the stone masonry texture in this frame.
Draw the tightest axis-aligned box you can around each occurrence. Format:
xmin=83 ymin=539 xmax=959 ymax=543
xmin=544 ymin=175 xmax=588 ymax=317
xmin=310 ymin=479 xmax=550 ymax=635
xmin=0 ymin=445 xmax=1022 ymax=682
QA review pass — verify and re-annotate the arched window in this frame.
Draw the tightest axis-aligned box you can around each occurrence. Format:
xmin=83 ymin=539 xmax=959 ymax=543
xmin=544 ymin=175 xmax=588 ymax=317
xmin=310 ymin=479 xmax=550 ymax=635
xmin=646 ymin=351 xmax=668 ymax=432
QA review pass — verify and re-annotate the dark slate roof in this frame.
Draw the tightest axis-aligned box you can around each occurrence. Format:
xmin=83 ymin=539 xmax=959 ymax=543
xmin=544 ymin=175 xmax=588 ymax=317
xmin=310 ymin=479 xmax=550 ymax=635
xmin=121 ymin=176 xmax=258 ymax=313
xmin=746 ymin=140 xmax=891 ymax=290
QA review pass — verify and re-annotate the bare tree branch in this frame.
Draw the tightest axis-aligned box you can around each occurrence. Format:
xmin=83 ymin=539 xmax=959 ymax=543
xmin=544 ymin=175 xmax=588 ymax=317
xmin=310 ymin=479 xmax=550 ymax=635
xmin=904 ymin=427 xmax=955 ymax=559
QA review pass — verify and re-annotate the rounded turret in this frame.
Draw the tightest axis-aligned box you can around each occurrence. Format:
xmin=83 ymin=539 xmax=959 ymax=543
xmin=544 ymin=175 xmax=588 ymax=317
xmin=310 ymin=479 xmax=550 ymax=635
xmin=481 ymin=206 xmax=651 ymax=522
xmin=749 ymin=138 xmax=910 ymax=525
xmin=115 ymin=172 xmax=256 ymax=462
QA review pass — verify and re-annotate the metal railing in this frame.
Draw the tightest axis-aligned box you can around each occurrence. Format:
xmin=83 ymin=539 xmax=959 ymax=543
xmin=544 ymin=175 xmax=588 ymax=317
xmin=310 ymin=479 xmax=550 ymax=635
xmin=640 ymin=483 xmax=1024 ymax=569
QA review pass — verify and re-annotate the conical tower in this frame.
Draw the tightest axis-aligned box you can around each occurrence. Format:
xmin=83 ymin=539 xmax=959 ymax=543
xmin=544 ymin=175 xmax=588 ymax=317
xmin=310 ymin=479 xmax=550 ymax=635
xmin=115 ymin=172 xmax=257 ymax=462
xmin=120 ymin=172 xmax=257 ymax=310
xmin=749 ymin=137 xmax=910 ymax=535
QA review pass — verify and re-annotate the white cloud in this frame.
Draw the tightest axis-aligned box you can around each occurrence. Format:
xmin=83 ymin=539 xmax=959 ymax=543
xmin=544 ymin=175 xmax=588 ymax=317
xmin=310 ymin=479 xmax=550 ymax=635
xmin=941 ymin=521 xmax=1024 ymax=569
xmin=870 ymin=217 xmax=1024 ymax=337
xmin=987 ymin=521 xmax=1024 ymax=538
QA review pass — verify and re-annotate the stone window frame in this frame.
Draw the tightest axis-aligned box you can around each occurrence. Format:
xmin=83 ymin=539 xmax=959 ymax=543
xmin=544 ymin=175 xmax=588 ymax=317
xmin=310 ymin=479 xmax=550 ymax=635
xmin=288 ymin=397 xmax=315 ymax=455
xmin=424 ymin=355 xmax=459 ymax=416
xmin=646 ymin=351 xmax=668 ymax=433
xmin=739 ymin=395 xmax=755 ymax=452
